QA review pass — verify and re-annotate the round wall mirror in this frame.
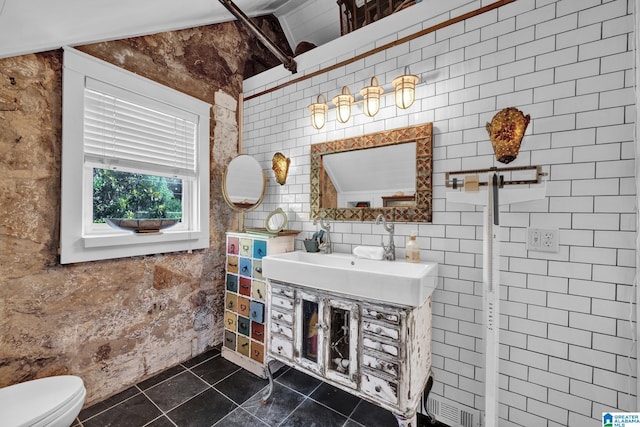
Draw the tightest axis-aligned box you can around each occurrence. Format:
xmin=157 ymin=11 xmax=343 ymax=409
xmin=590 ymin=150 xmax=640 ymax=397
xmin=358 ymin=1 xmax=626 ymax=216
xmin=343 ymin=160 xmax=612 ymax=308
xmin=265 ymin=208 xmax=288 ymax=233
xmin=222 ymin=155 xmax=266 ymax=231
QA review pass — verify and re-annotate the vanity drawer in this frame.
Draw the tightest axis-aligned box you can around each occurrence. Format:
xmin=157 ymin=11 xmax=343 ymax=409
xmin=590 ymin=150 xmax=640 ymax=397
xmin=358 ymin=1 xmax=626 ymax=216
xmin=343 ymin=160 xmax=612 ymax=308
xmin=270 ymin=334 xmax=293 ymax=360
xmin=251 ymin=341 xmax=264 ymax=363
xmin=249 ymin=301 xmax=265 ymax=324
xmin=362 ymin=353 xmax=399 ymax=378
xmin=237 ymin=335 xmax=250 ymax=357
xmin=361 ymin=369 xmax=399 ymax=406
xmin=270 ymin=321 xmax=294 ymax=340
xmin=362 ymin=320 xmax=399 ymax=340
xmin=363 ymin=337 xmax=399 ymax=357
xmin=224 ymin=310 xmax=237 ymax=331
xmin=362 ymin=306 xmax=400 ymax=325
xmin=271 ymin=309 xmax=294 ymax=325
xmin=252 ymin=281 xmax=266 ymax=301
xmin=271 ymin=284 xmax=295 ymax=299
xmin=225 ymin=292 xmax=238 ymax=312
xmin=239 ymin=277 xmax=252 ymax=296
xmin=271 ymin=294 xmax=294 ymax=311
xmin=251 ymin=322 xmax=265 ymax=342
xmin=239 ymin=238 xmax=252 ymax=257
xmin=224 ymin=330 xmax=236 ymax=350
xmin=237 ymin=297 xmax=250 ymax=317
xmin=239 ymin=257 xmax=252 ymax=277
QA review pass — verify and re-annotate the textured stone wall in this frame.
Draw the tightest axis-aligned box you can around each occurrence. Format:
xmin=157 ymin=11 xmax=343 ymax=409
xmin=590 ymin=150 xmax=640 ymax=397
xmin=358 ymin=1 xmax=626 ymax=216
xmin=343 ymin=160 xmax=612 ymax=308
xmin=0 ymin=17 xmax=289 ymax=405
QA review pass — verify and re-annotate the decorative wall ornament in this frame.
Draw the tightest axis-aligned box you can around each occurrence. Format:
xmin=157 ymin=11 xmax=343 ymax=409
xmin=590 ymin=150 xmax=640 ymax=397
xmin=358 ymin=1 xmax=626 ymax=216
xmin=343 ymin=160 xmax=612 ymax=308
xmin=272 ymin=152 xmax=290 ymax=185
xmin=486 ymin=107 xmax=530 ymax=164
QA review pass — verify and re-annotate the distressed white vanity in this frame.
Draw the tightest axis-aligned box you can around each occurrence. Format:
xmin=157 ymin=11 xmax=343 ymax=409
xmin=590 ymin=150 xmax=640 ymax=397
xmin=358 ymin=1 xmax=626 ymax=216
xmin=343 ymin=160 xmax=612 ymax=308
xmin=262 ymin=251 xmax=438 ymax=426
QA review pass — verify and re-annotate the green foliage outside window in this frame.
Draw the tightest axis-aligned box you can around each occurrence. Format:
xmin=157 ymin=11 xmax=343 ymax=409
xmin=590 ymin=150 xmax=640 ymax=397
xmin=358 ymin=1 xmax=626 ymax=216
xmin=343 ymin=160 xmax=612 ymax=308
xmin=93 ymin=169 xmax=183 ymax=223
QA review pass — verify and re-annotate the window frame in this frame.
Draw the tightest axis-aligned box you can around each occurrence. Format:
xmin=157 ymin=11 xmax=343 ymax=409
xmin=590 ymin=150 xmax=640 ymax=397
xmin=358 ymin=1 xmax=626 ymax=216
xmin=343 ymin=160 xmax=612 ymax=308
xmin=60 ymin=46 xmax=210 ymax=264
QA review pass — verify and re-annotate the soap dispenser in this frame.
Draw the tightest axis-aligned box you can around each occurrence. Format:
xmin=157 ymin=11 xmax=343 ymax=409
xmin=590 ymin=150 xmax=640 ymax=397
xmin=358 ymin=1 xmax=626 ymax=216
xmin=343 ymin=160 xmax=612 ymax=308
xmin=405 ymin=232 xmax=420 ymax=263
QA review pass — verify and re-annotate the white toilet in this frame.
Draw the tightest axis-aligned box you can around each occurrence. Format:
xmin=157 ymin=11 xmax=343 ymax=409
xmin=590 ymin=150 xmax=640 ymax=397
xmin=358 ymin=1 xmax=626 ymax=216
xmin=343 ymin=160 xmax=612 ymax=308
xmin=0 ymin=375 xmax=86 ymax=427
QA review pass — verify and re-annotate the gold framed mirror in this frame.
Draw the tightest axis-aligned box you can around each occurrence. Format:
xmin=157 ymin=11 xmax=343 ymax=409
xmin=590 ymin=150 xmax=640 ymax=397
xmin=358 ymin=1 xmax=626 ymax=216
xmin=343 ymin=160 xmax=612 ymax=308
xmin=222 ymin=154 xmax=266 ymax=231
xmin=311 ymin=123 xmax=432 ymax=222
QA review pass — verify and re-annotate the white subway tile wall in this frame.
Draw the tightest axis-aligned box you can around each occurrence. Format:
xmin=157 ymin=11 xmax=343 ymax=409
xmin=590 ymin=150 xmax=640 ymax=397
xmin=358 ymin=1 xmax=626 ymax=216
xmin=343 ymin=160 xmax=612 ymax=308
xmin=241 ymin=0 xmax=636 ymax=425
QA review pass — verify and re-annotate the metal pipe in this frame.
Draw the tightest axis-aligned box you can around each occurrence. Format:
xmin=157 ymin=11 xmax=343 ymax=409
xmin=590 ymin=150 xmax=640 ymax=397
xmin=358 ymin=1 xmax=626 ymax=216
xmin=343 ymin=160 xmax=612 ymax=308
xmin=218 ymin=0 xmax=297 ymax=73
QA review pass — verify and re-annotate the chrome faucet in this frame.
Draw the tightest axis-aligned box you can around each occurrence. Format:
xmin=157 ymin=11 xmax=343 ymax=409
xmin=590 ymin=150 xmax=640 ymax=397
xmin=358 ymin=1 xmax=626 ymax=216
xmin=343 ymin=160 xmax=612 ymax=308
xmin=375 ymin=214 xmax=395 ymax=260
xmin=313 ymin=217 xmax=332 ymax=254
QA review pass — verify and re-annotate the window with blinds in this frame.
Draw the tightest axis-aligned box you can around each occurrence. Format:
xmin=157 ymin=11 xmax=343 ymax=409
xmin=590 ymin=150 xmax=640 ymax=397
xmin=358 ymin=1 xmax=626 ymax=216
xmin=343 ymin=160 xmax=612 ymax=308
xmin=83 ymin=78 xmax=198 ymax=178
xmin=60 ymin=46 xmax=211 ymax=264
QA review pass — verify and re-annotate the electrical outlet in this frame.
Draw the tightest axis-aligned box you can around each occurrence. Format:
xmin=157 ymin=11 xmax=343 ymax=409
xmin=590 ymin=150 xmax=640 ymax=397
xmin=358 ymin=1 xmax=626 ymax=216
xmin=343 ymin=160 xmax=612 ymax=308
xmin=527 ymin=228 xmax=559 ymax=253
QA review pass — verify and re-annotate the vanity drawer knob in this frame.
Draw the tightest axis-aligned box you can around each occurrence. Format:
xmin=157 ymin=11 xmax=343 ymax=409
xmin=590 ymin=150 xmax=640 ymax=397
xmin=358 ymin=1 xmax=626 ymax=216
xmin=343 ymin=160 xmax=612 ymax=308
xmin=375 ymin=327 xmax=382 ymax=334
xmin=375 ymin=386 xmax=382 ymax=393
xmin=376 ymin=313 xmax=384 ymax=320
xmin=277 ymin=346 xmax=283 ymax=352
xmin=277 ymin=314 xmax=283 ymax=319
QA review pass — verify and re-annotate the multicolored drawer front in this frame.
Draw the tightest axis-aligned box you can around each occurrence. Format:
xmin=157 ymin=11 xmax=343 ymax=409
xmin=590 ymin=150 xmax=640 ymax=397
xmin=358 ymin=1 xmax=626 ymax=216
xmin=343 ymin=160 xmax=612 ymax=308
xmin=250 ymin=301 xmax=265 ymax=323
xmin=253 ymin=240 xmax=267 ymax=259
xmin=222 ymin=231 xmax=295 ymax=378
xmin=237 ymin=316 xmax=250 ymax=336
xmin=226 ymin=275 xmax=238 ymax=292
xmin=239 ymin=258 xmax=252 ymax=277
xmin=224 ymin=330 xmax=236 ymax=350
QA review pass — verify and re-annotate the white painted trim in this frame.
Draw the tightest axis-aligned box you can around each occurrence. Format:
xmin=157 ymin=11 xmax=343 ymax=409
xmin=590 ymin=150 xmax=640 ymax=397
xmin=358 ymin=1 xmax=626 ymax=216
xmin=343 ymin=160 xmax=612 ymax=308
xmin=60 ymin=46 xmax=211 ymax=264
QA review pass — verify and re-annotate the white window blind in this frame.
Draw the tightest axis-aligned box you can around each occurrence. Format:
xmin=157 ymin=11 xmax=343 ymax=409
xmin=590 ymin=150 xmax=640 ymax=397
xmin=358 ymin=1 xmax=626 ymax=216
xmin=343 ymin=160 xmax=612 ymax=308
xmin=83 ymin=78 xmax=197 ymax=178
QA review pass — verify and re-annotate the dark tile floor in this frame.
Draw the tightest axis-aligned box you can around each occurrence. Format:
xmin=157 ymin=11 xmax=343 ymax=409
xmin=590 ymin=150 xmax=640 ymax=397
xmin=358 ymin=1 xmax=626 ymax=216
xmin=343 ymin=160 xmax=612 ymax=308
xmin=73 ymin=346 xmax=445 ymax=427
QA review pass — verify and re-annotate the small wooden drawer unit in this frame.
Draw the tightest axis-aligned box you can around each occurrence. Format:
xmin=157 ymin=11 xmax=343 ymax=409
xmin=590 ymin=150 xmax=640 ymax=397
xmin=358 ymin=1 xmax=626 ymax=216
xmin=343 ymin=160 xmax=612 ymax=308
xmin=222 ymin=231 xmax=295 ymax=378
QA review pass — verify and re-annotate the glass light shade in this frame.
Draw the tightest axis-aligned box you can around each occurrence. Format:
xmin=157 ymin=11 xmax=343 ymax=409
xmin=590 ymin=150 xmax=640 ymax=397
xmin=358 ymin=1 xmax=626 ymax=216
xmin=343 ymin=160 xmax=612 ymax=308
xmin=359 ymin=76 xmax=384 ymax=117
xmin=392 ymin=68 xmax=419 ymax=109
xmin=308 ymin=95 xmax=328 ymax=130
xmin=331 ymin=86 xmax=354 ymax=123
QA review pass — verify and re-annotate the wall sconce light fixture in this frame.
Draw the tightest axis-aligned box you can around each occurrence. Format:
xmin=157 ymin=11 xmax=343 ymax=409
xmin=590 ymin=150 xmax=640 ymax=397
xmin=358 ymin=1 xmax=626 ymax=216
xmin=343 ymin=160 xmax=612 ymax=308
xmin=359 ymin=76 xmax=384 ymax=117
xmin=308 ymin=94 xmax=328 ymax=130
xmin=272 ymin=152 xmax=290 ymax=185
xmin=486 ymin=107 xmax=530 ymax=164
xmin=307 ymin=67 xmax=422 ymax=128
xmin=392 ymin=66 xmax=419 ymax=109
xmin=332 ymin=86 xmax=354 ymax=123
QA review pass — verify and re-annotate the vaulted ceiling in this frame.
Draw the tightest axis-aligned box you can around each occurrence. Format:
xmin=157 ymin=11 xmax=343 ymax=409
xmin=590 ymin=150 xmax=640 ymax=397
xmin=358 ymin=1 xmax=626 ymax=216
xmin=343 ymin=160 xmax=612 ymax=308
xmin=0 ymin=0 xmax=340 ymax=59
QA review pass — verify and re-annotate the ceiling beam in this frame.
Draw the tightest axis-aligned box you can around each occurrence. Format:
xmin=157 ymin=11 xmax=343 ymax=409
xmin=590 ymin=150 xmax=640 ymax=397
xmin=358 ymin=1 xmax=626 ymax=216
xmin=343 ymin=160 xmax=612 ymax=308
xmin=218 ymin=0 xmax=297 ymax=73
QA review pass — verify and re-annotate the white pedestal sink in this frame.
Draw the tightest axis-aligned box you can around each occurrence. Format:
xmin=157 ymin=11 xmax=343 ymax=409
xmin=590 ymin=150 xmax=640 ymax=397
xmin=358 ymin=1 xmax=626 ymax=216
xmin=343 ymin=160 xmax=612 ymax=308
xmin=262 ymin=251 xmax=438 ymax=307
